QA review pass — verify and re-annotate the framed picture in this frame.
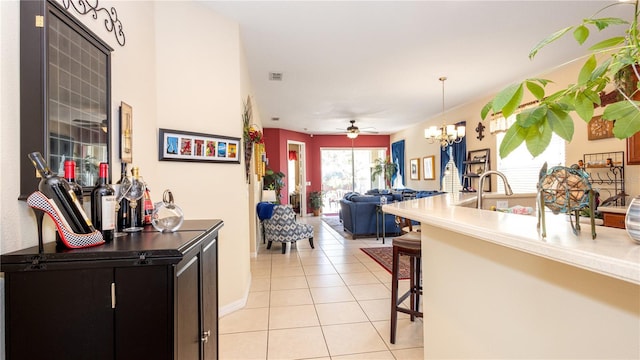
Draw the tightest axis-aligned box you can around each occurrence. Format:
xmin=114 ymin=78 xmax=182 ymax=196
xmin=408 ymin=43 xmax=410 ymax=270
xmin=159 ymin=128 xmax=241 ymax=163
xmin=120 ymin=102 xmax=133 ymax=163
xmin=409 ymin=158 xmax=420 ymax=180
xmin=423 ymin=155 xmax=435 ymax=180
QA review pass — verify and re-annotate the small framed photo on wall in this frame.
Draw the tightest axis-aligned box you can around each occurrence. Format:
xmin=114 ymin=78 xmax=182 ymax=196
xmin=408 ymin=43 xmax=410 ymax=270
xmin=120 ymin=102 xmax=133 ymax=163
xmin=409 ymin=158 xmax=420 ymax=180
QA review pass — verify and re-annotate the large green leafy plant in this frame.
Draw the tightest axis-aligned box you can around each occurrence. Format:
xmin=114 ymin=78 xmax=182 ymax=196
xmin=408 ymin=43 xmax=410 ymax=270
xmin=481 ymin=0 xmax=639 ymax=158
xmin=371 ymin=156 xmax=398 ymax=189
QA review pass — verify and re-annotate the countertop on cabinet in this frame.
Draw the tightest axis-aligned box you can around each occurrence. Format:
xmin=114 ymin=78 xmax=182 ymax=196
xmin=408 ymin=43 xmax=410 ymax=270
xmin=382 ymin=193 xmax=640 ymax=285
xmin=598 ymin=205 xmax=628 ymax=214
xmin=1 ymin=219 xmax=224 ymax=270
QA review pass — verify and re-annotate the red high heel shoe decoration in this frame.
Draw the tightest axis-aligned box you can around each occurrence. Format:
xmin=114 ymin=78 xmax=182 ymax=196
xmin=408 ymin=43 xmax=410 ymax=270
xmin=27 ymin=191 xmax=105 ymax=250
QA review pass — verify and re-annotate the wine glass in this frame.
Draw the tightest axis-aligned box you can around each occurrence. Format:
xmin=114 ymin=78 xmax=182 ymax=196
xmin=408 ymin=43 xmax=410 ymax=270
xmin=123 ymin=175 xmax=146 ymax=232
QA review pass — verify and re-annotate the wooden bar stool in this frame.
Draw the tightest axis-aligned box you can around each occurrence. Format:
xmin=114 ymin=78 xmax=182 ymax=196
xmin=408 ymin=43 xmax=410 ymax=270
xmin=390 ymin=231 xmax=423 ymax=344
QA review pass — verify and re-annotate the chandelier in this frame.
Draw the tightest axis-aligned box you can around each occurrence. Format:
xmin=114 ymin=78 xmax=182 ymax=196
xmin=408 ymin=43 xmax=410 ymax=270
xmin=425 ymin=76 xmax=465 ymax=149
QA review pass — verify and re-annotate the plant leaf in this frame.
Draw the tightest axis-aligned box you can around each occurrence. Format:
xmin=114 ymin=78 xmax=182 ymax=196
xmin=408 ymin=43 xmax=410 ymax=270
xmin=492 ymin=83 xmax=521 ymax=111
xmin=573 ymin=25 xmax=589 ymax=45
xmin=591 ymin=57 xmax=611 ymax=79
xmin=525 ymin=121 xmax=552 ymax=158
xmin=588 ymin=36 xmax=625 ymax=51
xmin=516 ymin=106 xmax=546 ymax=128
xmin=546 ymin=106 xmax=574 ymax=141
xmin=588 ymin=17 xmax=629 ymax=31
xmin=529 ymin=26 xmax=573 ymax=59
xmin=501 ymin=84 xmax=524 ymax=118
xmin=603 ymin=100 xmax=640 ymax=138
xmin=574 ymin=92 xmax=595 ymax=122
xmin=578 ymin=55 xmax=597 ymax=85
xmin=499 ymin=123 xmax=526 ymax=158
xmin=526 ymin=81 xmax=545 ymax=100
xmin=528 ymin=78 xmax=552 ymax=87
xmin=583 ymin=88 xmax=601 ymax=106
xmin=480 ymin=101 xmax=493 ymax=120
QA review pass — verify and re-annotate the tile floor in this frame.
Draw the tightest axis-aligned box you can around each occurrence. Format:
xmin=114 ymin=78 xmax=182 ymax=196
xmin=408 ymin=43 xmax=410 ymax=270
xmin=219 ymin=215 xmax=424 ymax=360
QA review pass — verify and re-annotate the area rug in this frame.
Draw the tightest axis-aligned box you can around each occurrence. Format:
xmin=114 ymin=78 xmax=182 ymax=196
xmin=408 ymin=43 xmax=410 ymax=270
xmin=360 ymin=247 xmax=410 ymax=280
xmin=322 ymin=215 xmax=345 ymax=234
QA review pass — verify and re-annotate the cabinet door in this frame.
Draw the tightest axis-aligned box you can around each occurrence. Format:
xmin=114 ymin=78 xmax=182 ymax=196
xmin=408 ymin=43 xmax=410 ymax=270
xmin=627 ymin=132 xmax=640 ymax=165
xmin=202 ymin=235 xmax=218 ymax=359
xmin=5 ymin=268 xmax=114 ymax=360
xmin=176 ymin=251 xmax=202 ymax=360
xmin=115 ymin=265 xmax=172 ymax=360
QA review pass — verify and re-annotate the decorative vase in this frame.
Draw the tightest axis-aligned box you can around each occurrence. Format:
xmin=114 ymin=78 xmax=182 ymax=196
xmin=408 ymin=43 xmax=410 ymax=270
xmin=625 ymin=196 xmax=640 ymax=244
xmin=152 ymin=189 xmax=184 ymax=233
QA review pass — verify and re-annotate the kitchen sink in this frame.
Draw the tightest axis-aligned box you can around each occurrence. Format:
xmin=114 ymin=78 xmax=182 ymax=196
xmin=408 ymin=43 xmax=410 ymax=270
xmin=457 ymin=193 xmax=537 ymax=214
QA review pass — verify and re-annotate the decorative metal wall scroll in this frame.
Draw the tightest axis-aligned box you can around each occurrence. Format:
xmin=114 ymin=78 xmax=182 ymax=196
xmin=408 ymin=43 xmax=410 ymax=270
xmin=61 ymin=0 xmax=126 ymax=46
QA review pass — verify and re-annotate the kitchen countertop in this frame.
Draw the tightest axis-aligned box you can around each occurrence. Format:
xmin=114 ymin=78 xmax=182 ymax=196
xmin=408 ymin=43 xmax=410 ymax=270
xmin=598 ymin=205 xmax=628 ymax=214
xmin=382 ymin=192 xmax=640 ymax=285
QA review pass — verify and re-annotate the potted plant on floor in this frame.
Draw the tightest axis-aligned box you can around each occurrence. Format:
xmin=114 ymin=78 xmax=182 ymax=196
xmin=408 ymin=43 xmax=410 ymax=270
xmin=309 ymin=191 xmax=324 ymax=216
xmin=481 ymin=0 xmax=639 ymax=158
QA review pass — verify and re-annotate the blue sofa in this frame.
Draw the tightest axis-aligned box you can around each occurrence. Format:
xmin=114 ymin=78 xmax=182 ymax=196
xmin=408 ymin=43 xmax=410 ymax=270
xmin=339 ymin=190 xmax=443 ymax=239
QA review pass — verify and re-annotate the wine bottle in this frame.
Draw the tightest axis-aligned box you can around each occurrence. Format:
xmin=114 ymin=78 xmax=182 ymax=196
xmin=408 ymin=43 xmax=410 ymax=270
xmin=28 ymin=152 xmax=94 ymax=234
xmin=91 ymin=163 xmax=116 ymax=242
xmin=116 ymin=162 xmax=130 ymax=232
xmin=130 ymin=166 xmax=144 ymax=228
xmin=63 ymin=160 xmax=83 ymax=205
xmin=143 ymin=187 xmax=153 ymax=225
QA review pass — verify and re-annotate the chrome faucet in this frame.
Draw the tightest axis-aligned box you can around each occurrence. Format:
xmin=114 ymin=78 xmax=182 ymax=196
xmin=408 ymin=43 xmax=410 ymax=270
xmin=477 ymin=170 xmax=514 ymax=209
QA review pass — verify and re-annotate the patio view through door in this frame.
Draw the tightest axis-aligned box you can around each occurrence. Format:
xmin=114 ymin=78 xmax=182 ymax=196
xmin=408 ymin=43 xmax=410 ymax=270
xmin=320 ymin=147 xmax=386 ymax=214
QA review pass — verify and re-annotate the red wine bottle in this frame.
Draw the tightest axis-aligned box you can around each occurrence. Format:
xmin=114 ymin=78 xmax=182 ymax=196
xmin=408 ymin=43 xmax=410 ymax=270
xmin=63 ymin=160 xmax=83 ymax=205
xmin=116 ymin=162 xmax=130 ymax=232
xmin=91 ymin=163 xmax=116 ymax=242
xmin=143 ymin=187 xmax=153 ymax=225
xmin=28 ymin=152 xmax=94 ymax=234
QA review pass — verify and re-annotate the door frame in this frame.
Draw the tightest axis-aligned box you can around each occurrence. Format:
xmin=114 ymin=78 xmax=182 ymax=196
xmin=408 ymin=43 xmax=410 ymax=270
xmin=287 ymin=140 xmax=307 ymax=216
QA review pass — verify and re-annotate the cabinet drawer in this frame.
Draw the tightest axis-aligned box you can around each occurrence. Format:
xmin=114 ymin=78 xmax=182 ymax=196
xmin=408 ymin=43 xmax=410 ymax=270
xmin=603 ymin=212 xmax=626 ymax=229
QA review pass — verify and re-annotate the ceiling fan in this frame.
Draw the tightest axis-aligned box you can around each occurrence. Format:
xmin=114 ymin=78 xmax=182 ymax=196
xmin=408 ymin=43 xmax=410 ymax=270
xmin=341 ymin=120 xmax=378 ymax=139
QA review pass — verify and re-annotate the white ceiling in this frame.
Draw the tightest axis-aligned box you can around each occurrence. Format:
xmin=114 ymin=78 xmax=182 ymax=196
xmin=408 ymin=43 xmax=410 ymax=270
xmin=204 ymin=1 xmax=631 ymax=136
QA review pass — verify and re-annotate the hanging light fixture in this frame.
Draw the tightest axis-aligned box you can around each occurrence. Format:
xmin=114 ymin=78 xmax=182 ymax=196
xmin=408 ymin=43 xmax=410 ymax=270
xmin=346 ymin=120 xmax=360 ymax=139
xmin=425 ymin=76 xmax=465 ymax=149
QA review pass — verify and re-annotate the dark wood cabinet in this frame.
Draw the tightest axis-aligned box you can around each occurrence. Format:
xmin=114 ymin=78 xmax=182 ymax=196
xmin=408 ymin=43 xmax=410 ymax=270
xmin=1 ymin=219 xmax=222 ymax=360
xmin=627 ymin=132 xmax=640 ymax=165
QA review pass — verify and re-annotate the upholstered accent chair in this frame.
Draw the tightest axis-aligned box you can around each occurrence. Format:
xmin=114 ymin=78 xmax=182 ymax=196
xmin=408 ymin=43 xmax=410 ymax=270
xmin=263 ymin=205 xmax=315 ymax=254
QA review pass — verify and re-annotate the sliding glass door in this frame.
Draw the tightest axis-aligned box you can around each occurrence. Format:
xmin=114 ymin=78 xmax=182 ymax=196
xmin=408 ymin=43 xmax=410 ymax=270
xmin=320 ymin=148 xmax=386 ymax=214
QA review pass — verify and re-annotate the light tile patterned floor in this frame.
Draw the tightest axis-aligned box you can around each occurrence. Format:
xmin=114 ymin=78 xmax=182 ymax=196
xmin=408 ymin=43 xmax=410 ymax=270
xmin=219 ymin=215 xmax=423 ymax=360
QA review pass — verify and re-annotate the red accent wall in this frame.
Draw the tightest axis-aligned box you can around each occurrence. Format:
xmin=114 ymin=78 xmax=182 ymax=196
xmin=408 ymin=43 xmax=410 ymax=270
xmin=262 ymin=128 xmax=390 ymax=207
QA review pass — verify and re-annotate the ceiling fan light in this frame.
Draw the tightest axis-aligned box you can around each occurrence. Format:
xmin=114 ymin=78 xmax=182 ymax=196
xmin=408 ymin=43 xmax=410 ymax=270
xmin=347 ymin=132 xmax=358 ymax=139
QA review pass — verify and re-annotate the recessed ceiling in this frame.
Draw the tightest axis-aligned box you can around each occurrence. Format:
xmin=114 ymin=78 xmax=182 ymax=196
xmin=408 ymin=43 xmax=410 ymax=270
xmin=204 ymin=1 xmax=631 ymax=136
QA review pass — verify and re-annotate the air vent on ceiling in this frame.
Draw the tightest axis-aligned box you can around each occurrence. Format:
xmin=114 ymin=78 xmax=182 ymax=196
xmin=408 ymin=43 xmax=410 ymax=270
xmin=269 ymin=72 xmax=283 ymax=81
xmin=271 ymin=117 xmax=280 ymax=121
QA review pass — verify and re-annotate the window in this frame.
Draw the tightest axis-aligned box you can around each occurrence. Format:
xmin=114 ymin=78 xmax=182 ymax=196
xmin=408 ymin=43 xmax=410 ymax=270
xmin=495 ymin=119 xmax=566 ymax=193
xmin=441 ymin=159 xmax=463 ymax=193
xmin=320 ymin=148 xmax=386 ymax=212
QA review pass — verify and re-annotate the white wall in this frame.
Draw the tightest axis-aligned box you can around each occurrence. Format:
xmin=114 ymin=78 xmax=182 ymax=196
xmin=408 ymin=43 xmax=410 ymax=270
xmin=0 ymin=1 xmax=253 ymax=356
xmin=393 ymin=59 xmax=639 ymax=198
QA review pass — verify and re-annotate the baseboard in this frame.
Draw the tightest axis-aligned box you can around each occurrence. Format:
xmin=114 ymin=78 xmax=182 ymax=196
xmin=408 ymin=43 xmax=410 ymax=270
xmin=218 ymin=273 xmax=251 ymax=318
